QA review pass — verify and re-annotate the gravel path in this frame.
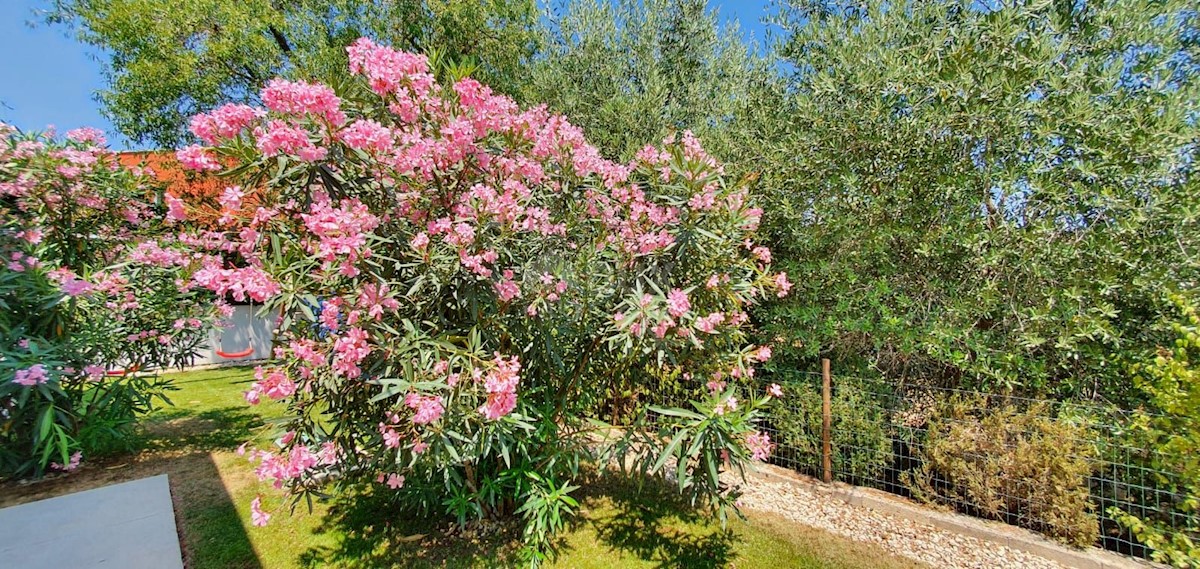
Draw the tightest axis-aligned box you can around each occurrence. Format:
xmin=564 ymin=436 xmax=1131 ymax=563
xmin=734 ymin=475 xmax=1067 ymax=569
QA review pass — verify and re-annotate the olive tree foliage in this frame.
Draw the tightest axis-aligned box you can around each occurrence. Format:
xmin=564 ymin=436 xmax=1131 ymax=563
xmin=44 ymin=0 xmax=540 ymax=147
xmin=757 ymin=0 xmax=1200 ymax=399
xmin=523 ymin=0 xmax=784 ymax=165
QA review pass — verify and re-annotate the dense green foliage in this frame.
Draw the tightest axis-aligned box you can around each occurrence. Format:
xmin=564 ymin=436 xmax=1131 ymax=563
xmin=522 ymin=0 xmax=780 ymax=164
xmin=769 ymin=377 xmax=891 ymax=483
xmin=1112 ymin=295 xmax=1200 ymax=566
xmin=0 ymin=126 xmax=211 ymax=477
xmin=47 ymin=0 xmax=540 ymax=147
xmin=759 ymin=0 xmax=1200 ymax=400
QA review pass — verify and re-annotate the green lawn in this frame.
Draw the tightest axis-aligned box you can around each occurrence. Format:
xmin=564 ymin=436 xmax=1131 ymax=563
xmin=0 ymin=366 xmax=924 ymax=569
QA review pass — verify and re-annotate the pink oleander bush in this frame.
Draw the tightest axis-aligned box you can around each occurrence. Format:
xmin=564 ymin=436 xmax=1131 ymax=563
xmin=181 ymin=38 xmax=791 ymax=562
xmin=0 ymin=125 xmax=213 ymax=478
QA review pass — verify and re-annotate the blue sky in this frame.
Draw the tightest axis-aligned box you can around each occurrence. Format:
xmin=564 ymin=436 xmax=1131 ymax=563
xmin=0 ymin=0 xmax=775 ymax=150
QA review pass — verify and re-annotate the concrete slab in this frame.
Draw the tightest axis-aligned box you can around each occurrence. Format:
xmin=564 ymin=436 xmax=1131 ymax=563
xmin=0 ymin=474 xmax=183 ymax=569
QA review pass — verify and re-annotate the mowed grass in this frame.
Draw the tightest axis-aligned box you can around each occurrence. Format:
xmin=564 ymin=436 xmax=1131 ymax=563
xmin=0 ymin=366 xmax=925 ymax=569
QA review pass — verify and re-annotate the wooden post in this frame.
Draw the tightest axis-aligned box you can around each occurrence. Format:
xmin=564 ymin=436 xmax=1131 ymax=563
xmin=822 ymin=358 xmax=833 ymax=484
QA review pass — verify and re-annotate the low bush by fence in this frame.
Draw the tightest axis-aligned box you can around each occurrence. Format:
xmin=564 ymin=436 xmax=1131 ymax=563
xmin=732 ymin=363 xmax=1199 ymax=564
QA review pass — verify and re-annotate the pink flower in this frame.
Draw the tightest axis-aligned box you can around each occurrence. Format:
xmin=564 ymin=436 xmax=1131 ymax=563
xmin=410 ymin=232 xmax=429 ymax=252
xmin=165 ymin=193 xmax=187 ymax=223
xmin=346 ymin=37 xmax=433 ymax=98
xmin=300 ymin=197 xmax=380 ymax=273
xmin=358 ymin=283 xmax=400 ymax=320
xmin=331 ymin=328 xmax=371 ymax=379
xmin=218 ymin=185 xmax=245 ymax=223
xmin=494 ymin=270 xmax=520 ymax=302
xmin=766 ymin=383 xmax=784 ymax=398
xmin=251 ymin=496 xmax=271 ymax=527
xmin=652 ymin=317 xmax=675 ymax=339
xmin=339 ymin=119 xmax=393 ymax=152
xmin=714 ymin=396 xmax=738 ymax=416
xmin=84 ymin=365 xmax=106 ymax=381
xmin=320 ymin=301 xmax=341 ymax=332
xmin=60 ymin=278 xmax=93 ymax=296
xmin=255 ymin=120 xmax=321 ymax=159
xmin=386 ymin=473 xmax=405 ymax=489
xmin=176 ymin=145 xmax=222 ymax=171
xmin=706 ymin=380 xmax=726 ymax=393
xmin=751 ymin=246 xmax=772 ymax=264
xmin=774 ymin=272 xmax=793 ymax=298
xmin=12 ymin=364 xmax=49 ymax=386
xmin=746 ymin=431 xmax=774 ymax=461
xmin=405 ymin=393 xmax=445 ymax=424
xmin=66 ymin=127 xmax=107 ymax=146
xmin=694 ymin=312 xmax=725 ymax=334
xmin=478 ymin=355 xmax=521 ymax=420
xmin=250 ymin=367 xmax=295 ymax=400
xmin=753 ymin=346 xmax=773 ymax=362
xmin=191 ymin=262 xmax=281 ymax=303
xmin=50 ymin=450 xmax=83 ymax=472
xmin=379 ymin=424 xmax=401 ymax=448
xmin=190 ymin=104 xmax=263 ymax=144
xmin=667 ymin=288 xmax=690 ymax=318
xmin=261 ymin=78 xmax=346 ymax=125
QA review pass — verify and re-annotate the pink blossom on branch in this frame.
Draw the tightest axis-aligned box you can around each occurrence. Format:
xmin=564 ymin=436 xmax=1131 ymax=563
xmin=667 ymin=288 xmax=690 ymax=318
xmin=12 ymin=364 xmax=49 ymax=386
xmin=176 ymin=145 xmax=222 ymax=171
xmin=190 ymin=104 xmax=263 ymax=144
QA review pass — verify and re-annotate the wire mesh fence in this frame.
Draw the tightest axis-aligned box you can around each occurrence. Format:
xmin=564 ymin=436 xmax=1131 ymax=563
xmin=737 ymin=365 xmax=1198 ymax=562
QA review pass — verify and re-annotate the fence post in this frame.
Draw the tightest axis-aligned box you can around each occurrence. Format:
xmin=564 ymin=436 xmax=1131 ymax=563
xmin=822 ymin=358 xmax=832 ymax=484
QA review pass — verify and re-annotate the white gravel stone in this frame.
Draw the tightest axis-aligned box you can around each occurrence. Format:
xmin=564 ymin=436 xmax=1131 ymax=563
xmin=734 ymin=475 xmax=1067 ymax=569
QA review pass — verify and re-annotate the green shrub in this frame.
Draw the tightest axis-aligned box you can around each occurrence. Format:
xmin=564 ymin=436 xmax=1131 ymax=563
xmin=769 ymin=380 xmax=891 ymax=484
xmin=905 ymin=395 xmax=1098 ymax=547
xmin=1110 ymin=294 xmax=1200 ymax=567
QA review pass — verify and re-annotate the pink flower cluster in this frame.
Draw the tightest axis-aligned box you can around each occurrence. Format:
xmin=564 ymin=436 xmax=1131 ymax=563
xmin=250 ymin=445 xmax=320 ymax=489
xmin=255 ymin=120 xmax=325 ymax=161
xmin=261 ymin=79 xmax=346 ymax=126
xmin=667 ymin=289 xmax=691 ymax=317
xmin=190 ymin=104 xmax=263 ymax=144
xmin=478 ymin=355 xmax=521 ymax=420
xmin=745 ymin=431 xmax=774 ymax=461
xmin=301 ymin=196 xmax=380 ymax=276
xmin=331 ymin=327 xmax=370 ymax=378
xmin=245 ymin=367 xmax=296 ymax=404
xmin=339 ymin=119 xmax=393 ymax=152
xmin=12 ymin=364 xmax=49 ymax=386
xmin=405 ymin=392 xmax=445 ymax=424
xmin=251 ymin=496 xmax=270 ymax=527
xmin=191 ymin=262 xmax=281 ymax=303
xmin=346 ymin=37 xmax=434 ymax=100
xmin=358 ymin=283 xmax=400 ymax=320
xmin=176 ymin=144 xmax=222 ymax=171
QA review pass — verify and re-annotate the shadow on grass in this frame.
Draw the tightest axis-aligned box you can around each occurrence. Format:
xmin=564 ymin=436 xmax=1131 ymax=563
xmin=174 ymin=452 xmax=265 ymax=569
xmin=583 ymin=475 xmax=736 ymax=568
xmin=295 ymin=474 xmax=736 ymax=569
xmin=135 ymin=407 xmax=267 ymax=451
xmin=297 ymin=487 xmax=521 ymax=569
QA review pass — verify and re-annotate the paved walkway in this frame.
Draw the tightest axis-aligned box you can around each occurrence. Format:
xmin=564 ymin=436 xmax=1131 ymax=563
xmin=0 ymin=474 xmax=183 ymax=569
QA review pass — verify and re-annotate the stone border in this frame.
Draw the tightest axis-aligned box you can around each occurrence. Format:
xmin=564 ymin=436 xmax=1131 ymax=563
xmin=750 ymin=464 xmax=1162 ymax=569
